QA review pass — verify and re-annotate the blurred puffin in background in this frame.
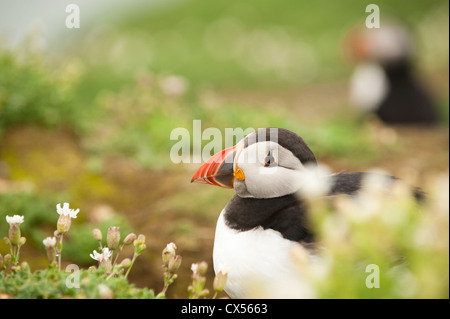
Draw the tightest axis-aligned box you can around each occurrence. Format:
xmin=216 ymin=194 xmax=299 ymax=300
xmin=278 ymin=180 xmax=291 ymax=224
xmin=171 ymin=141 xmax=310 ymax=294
xmin=191 ymin=127 xmax=423 ymax=298
xmin=344 ymin=22 xmax=439 ymax=125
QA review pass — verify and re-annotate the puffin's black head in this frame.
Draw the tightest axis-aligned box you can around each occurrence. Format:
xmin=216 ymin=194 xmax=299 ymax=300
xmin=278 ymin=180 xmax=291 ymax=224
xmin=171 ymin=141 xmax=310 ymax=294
xmin=191 ymin=128 xmax=318 ymax=198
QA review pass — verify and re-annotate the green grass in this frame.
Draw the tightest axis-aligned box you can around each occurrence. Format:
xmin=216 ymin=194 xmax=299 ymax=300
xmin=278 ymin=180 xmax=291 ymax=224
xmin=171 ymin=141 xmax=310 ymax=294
xmin=2 ymin=0 xmax=447 ymax=168
xmin=0 ymin=46 xmax=96 ymax=135
xmin=0 ymin=266 xmax=156 ymax=299
xmin=310 ymin=175 xmax=449 ymax=298
xmin=67 ymin=0 xmax=448 ymax=93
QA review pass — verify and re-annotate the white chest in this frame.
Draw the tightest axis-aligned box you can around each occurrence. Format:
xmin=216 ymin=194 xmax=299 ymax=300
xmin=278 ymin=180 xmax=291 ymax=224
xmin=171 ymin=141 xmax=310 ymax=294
xmin=212 ymin=209 xmax=316 ymax=298
xmin=349 ymin=63 xmax=389 ymax=112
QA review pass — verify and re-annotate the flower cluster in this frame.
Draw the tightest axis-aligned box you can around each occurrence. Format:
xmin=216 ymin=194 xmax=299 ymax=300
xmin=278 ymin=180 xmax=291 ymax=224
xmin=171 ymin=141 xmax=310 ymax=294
xmin=42 ymin=236 xmax=57 ymax=265
xmin=157 ymin=242 xmax=182 ymax=298
xmin=56 ymin=202 xmax=79 ymax=233
xmin=186 ymin=261 xmax=229 ymax=299
xmin=2 ymin=215 xmax=26 ymax=269
xmin=89 ymin=226 xmax=144 ymax=278
xmin=51 ymin=202 xmax=80 ymax=270
xmin=0 ymin=201 xmax=230 ymax=299
xmin=0 ymin=201 xmax=153 ymax=298
xmin=188 ymin=261 xmax=209 ymax=298
xmin=90 ymin=247 xmax=114 ymax=272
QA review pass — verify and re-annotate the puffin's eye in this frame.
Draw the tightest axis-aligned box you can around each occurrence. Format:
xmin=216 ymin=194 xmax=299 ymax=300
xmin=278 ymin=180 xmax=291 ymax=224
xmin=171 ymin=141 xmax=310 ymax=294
xmin=264 ymin=151 xmax=276 ymax=167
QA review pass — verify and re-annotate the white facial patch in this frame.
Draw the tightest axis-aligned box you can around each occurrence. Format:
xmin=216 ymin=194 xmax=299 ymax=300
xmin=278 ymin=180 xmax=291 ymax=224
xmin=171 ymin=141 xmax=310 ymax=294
xmin=234 ymin=141 xmax=310 ymax=198
xmin=236 ymin=141 xmax=303 ymax=169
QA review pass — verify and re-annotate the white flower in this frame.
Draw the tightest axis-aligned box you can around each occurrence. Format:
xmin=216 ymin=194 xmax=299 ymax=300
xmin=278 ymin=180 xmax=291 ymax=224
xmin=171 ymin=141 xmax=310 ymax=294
xmin=159 ymin=75 xmax=188 ymax=96
xmin=56 ymin=202 xmax=79 ymax=219
xmin=43 ymin=236 xmax=57 ymax=248
xmin=90 ymin=248 xmax=113 ymax=263
xmin=217 ymin=264 xmax=230 ymax=275
xmin=166 ymin=242 xmax=177 ymax=254
xmin=90 ymin=250 xmax=102 ymax=261
xmin=6 ymin=215 xmax=24 ymax=225
xmin=191 ymin=263 xmax=199 ymax=275
xmin=102 ymin=247 xmax=112 ymax=259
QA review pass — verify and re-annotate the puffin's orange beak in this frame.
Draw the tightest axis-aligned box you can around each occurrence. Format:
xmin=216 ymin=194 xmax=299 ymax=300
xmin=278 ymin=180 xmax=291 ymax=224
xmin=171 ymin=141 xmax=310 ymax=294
xmin=191 ymin=146 xmax=237 ymax=188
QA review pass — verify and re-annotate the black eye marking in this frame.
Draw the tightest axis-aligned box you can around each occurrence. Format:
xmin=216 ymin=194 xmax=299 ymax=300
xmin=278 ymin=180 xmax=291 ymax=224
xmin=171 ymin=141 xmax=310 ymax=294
xmin=264 ymin=151 xmax=277 ymax=167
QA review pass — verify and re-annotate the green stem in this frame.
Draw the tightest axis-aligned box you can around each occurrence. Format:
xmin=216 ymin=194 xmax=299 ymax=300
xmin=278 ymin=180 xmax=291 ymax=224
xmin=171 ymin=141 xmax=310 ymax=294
xmin=162 ymin=273 xmax=171 ymax=293
xmin=106 ymin=269 xmax=116 ymax=280
xmin=160 ymin=282 xmax=169 ymax=296
xmin=8 ymin=245 xmax=14 ymax=263
xmin=11 ymin=246 xmax=17 ymax=265
xmin=15 ymin=245 xmax=21 ymax=265
xmin=57 ymin=235 xmax=63 ymax=271
xmin=124 ymin=253 xmax=137 ymax=279
xmin=157 ymin=272 xmax=177 ymax=298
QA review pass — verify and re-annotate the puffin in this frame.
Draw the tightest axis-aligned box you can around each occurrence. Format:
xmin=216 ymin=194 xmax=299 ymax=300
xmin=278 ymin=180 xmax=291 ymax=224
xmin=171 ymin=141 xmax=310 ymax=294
xmin=346 ymin=23 xmax=439 ymax=125
xmin=191 ymin=127 xmax=422 ymax=298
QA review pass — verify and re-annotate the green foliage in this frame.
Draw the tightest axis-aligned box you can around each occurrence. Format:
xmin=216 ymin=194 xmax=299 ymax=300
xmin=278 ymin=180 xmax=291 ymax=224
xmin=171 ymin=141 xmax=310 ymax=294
xmin=0 ymin=201 xmax=161 ymax=299
xmin=0 ymin=193 xmax=56 ymax=245
xmin=298 ymin=118 xmax=379 ymax=162
xmin=302 ymin=174 xmax=449 ymax=298
xmin=0 ymin=193 xmax=133 ymax=265
xmin=0 ymin=266 xmax=156 ymax=299
xmin=0 ymin=200 xmax=216 ymax=299
xmin=72 ymin=0 xmax=448 ymax=90
xmin=84 ymin=71 xmax=379 ymax=169
xmin=0 ymin=48 xmax=79 ymax=133
xmin=83 ymin=72 xmax=296 ymax=169
xmin=62 ymin=217 xmax=134 ymax=265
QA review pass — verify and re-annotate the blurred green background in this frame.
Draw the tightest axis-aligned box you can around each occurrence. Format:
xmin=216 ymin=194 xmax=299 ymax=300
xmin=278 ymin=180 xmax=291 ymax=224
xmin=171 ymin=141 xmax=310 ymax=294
xmin=0 ymin=0 xmax=448 ymax=298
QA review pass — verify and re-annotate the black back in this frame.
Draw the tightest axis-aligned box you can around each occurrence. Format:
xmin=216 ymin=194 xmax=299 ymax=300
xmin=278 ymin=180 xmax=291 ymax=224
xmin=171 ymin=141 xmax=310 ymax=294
xmin=377 ymin=61 xmax=438 ymax=125
xmin=329 ymin=172 xmax=425 ymax=201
